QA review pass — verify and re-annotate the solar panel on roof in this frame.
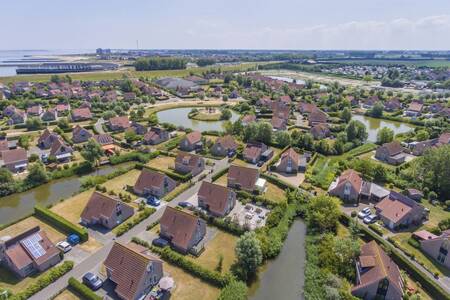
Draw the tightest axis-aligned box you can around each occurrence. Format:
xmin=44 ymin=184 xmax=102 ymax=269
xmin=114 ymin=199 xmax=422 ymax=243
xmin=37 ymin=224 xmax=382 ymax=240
xmin=21 ymin=233 xmax=46 ymax=259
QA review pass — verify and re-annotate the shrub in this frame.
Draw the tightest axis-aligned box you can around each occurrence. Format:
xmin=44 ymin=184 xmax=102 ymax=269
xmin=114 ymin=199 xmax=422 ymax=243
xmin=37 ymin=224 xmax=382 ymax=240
xmin=218 ymin=280 xmax=248 ymax=300
xmin=110 ymin=151 xmax=159 ymax=165
xmin=350 ymin=211 xmax=357 ymax=218
xmin=368 ymin=224 xmax=384 ymax=236
xmin=34 ymin=206 xmax=88 ymax=242
xmin=12 ymin=261 xmax=74 ymax=300
xmin=115 ymin=207 xmax=156 ymax=236
xmin=144 ymin=166 xmax=192 ymax=182
xmin=408 ymin=237 xmax=421 ymax=249
xmin=68 ymin=277 xmax=102 ymax=300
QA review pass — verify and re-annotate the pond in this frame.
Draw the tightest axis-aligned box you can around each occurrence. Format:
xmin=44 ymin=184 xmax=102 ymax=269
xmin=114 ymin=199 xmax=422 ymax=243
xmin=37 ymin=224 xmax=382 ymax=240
xmin=352 ymin=114 xmax=415 ymax=143
xmin=156 ymin=107 xmax=240 ymax=132
xmin=0 ymin=162 xmax=134 ymax=226
xmin=250 ymin=220 xmax=306 ymax=300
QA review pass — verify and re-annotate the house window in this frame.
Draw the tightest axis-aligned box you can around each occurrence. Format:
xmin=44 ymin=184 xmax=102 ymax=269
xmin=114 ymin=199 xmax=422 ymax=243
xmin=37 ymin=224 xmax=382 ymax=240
xmin=375 ymin=278 xmax=389 ymax=299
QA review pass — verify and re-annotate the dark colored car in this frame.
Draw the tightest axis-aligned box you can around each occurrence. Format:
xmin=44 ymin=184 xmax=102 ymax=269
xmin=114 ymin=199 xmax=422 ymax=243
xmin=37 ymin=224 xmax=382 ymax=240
xmin=256 ymin=161 xmax=264 ymax=167
xmin=82 ymin=272 xmax=103 ymax=291
xmin=178 ymin=201 xmax=193 ymax=208
xmin=147 ymin=196 xmax=161 ymax=206
xmin=152 ymin=238 xmax=169 ymax=248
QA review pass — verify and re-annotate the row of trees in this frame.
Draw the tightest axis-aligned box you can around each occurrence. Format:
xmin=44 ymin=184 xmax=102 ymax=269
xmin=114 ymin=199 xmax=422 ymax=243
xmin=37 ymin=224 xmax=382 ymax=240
xmin=134 ymin=57 xmax=187 ymax=71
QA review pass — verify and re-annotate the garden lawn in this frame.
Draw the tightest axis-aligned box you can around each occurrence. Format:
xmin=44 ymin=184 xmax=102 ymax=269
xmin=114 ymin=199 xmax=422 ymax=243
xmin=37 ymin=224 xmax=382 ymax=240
xmin=420 ymin=201 xmax=450 ymax=230
xmin=0 ymin=216 xmax=65 ymax=244
xmin=162 ymin=182 xmax=192 ymax=202
xmin=213 ymin=174 xmax=227 ymax=187
xmin=146 ymin=156 xmax=175 ymax=171
xmin=390 ymin=232 xmax=450 ymax=277
xmin=50 ymin=189 xmax=93 ymax=225
xmin=187 ymin=230 xmax=238 ymax=273
xmin=163 ymin=263 xmax=220 ymax=300
xmin=54 ymin=289 xmax=82 ymax=300
xmin=102 ymin=168 xmax=141 ymax=202
xmin=263 ymin=182 xmax=287 ymax=203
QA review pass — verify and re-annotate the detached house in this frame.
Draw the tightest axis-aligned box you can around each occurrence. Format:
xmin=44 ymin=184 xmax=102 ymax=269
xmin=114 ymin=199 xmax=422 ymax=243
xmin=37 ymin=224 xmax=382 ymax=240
xmin=80 ymin=192 xmax=134 ymax=229
xmin=37 ymin=129 xmax=60 ymax=149
xmin=420 ymin=230 xmax=450 ymax=270
xmin=26 ymin=105 xmax=43 ymax=117
xmin=133 ymin=169 xmax=176 ymax=198
xmin=0 ymin=226 xmax=62 ymax=278
xmin=159 ymin=207 xmax=207 ymax=254
xmin=375 ymin=141 xmax=407 ymax=165
xmin=352 ymin=241 xmax=403 ymax=300
xmin=210 ymin=135 xmax=238 ymax=157
xmin=243 ymin=142 xmax=269 ymax=164
xmin=310 ymin=123 xmax=331 ymax=140
xmin=308 ymin=108 xmax=327 ymax=126
xmin=198 ymin=182 xmax=236 ymax=217
xmin=143 ymin=127 xmax=169 ymax=145
xmin=2 ymin=148 xmax=28 ymax=172
xmin=276 ymin=148 xmax=301 ymax=174
xmin=72 ymin=125 xmax=92 ymax=143
xmin=227 ymin=165 xmax=266 ymax=193
xmin=241 ymin=114 xmax=257 ymax=126
xmin=328 ymin=169 xmax=363 ymax=204
xmin=108 ymin=116 xmax=131 ymax=131
xmin=71 ymin=107 xmax=92 ymax=121
xmin=405 ymin=101 xmax=423 ymax=117
xmin=271 ymin=116 xmax=287 ymax=131
xmin=179 ymin=131 xmax=202 ymax=151
xmin=49 ymin=139 xmax=73 ymax=162
xmin=7 ymin=109 xmax=26 ymax=125
xmin=375 ymin=191 xmax=426 ymax=230
xmin=298 ymin=102 xmax=317 ymax=115
xmin=104 ymin=242 xmax=164 ymax=300
xmin=384 ymin=98 xmax=402 ymax=112
xmin=41 ymin=108 xmax=57 ymax=122
xmin=175 ymin=152 xmax=205 ymax=176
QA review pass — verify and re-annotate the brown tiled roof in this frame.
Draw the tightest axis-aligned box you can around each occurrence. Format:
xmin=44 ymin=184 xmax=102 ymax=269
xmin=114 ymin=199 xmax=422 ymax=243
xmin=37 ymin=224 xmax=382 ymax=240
xmin=49 ymin=138 xmax=72 ymax=157
xmin=227 ymin=165 xmax=259 ymax=190
xmin=215 ymin=135 xmax=238 ymax=150
xmin=309 ymin=108 xmax=327 ymax=124
xmin=408 ymin=101 xmax=423 ymax=112
xmin=198 ymin=182 xmax=232 ymax=215
xmin=160 ymin=207 xmax=199 ymax=251
xmin=0 ymin=140 xmax=8 ymax=152
xmin=109 ymin=116 xmax=131 ymax=129
xmin=381 ymin=141 xmax=404 ymax=156
xmin=104 ymin=242 xmax=160 ymax=300
xmin=298 ymin=102 xmax=317 ymax=114
xmin=437 ymin=132 xmax=450 ymax=145
xmin=353 ymin=241 xmax=402 ymax=295
xmin=280 ymin=95 xmax=291 ymax=104
xmin=144 ymin=127 xmax=166 ymax=142
xmin=243 ymin=143 xmax=263 ymax=160
xmin=2 ymin=148 xmax=27 ymax=164
xmin=26 ymin=105 xmax=41 ymax=115
xmin=241 ymin=115 xmax=256 ymax=124
xmin=413 ymin=230 xmax=438 ymax=241
xmin=71 ymin=107 xmax=92 ymax=119
xmin=133 ymin=169 xmax=167 ymax=194
xmin=72 ymin=125 xmax=92 ymax=139
xmin=93 ymin=134 xmax=114 ymax=145
xmin=281 ymin=148 xmax=299 ymax=166
xmin=185 ymin=131 xmax=202 ymax=144
xmin=81 ymin=192 xmax=128 ymax=222
xmin=175 ymin=152 xmax=202 ymax=167
xmin=55 ymin=103 xmax=70 ymax=112
xmin=271 ymin=116 xmax=285 ymax=129
xmin=375 ymin=195 xmax=413 ymax=224
xmin=334 ymin=169 xmax=362 ymax=194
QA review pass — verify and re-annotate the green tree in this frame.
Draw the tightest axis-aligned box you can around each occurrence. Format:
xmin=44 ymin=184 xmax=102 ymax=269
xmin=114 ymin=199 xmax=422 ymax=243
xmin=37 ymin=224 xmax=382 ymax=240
xmin=255 ymin=122 xmax=273 ymax=144
xmin=416 ymin=130 xmax=430 ymax=142
xmin=18 ymin=135 xmax=31 ymax=150
xmin=102 ymin=110 xmax=116 ymax=120
xmin=81 ymin=139 xmax=104 ymax=167
xmin=346 ymin=120 xmax=367 ymax=145
xmin=220 ymin=109 xmax=232 ymax=120
xmin=26 ymin=117 xmax=43 ymax=130
xmin=341 ymin=107 xmax=352 ymax=123
xmin=25 ymin=163 xmax=49 ymax=186
xmin=218 ymin=280 xmax=247 ymax=300
xmin=370 ymin=102 xmax=384 ymax=118
xmin=57 ymin=117 xmax=70 ymax=130
xmin=376 ymin=127 xmax=394 ymax=144
xmin=306 ymin=195 xmax=341 ymax=233
xmin=0 ymin=168 xmax=16 ymax=196
xmin=274 ymin=131 xmax=291 ymax=148
xmin=235 ymin=232 xmax=263 ymax=280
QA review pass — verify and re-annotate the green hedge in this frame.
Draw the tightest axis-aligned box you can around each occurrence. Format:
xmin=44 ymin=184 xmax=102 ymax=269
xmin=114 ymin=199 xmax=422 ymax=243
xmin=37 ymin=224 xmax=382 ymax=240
xmin=212 ymin=167 xmax=229 ymax=182
xmin=115 ymin=207 xmax=156 ymax=236
xmin=11 ymin=261 xmax=74 ymax=300
xmin=260 ymin=172 xmax=296 ymax=190
xmin=131 ymin=238 xmax=229 ymax=287
xmin=235 ymin=190 xmax=280 ymax=208
xmin=340 ymin=214 xmax=450 ymax=300
xmin=110 ymin=151 xmax=159 ymax=165
xmin=68 ymin=277 xmax=102 ymax=300
xmin=145 ymin=166 xmax=192 ymax=182
xmin=368 ymin=224 xmax=384 ymax=236
xmin=35 ymin=206 xmax=88 ymax=242
xmin=163 ymin=182 xmax=194 ymax=202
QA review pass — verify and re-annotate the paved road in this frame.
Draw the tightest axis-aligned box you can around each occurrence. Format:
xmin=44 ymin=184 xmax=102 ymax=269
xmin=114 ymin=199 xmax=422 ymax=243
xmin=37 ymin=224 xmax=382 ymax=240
xmin=30 ymin=157 xmax=229 ymax=300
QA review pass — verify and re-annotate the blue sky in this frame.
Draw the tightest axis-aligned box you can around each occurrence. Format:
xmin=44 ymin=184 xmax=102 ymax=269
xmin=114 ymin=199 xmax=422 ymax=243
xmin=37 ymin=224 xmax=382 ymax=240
xmin=1 ymin=0 xmax=449 ymax=50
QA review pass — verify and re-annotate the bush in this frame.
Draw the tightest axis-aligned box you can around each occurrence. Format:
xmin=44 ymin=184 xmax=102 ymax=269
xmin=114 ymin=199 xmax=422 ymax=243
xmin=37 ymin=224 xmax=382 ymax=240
xmin=368 ymin=224 xmax=384 ymax=236
xmin=110 ymin=151 xmax=159 ymax=165
xmin=68 ymin=277 xmax=102 ymax=300
xmin=12 ymin=261 xmax=74 ymax=300
xmin=145 ymin=166 xmax=192 ymax=182
xmin=408 ymin=237 xmax=421 ymax=249
xmin=218 ymin=280 xmax=248 ymax=300
xmin=115 ymin=207 xmax=156 ymax=236
xmin=34 ymin=206 xmax=88 ymax=242
xmin=212 ymin=167 xmax=229 ymax=182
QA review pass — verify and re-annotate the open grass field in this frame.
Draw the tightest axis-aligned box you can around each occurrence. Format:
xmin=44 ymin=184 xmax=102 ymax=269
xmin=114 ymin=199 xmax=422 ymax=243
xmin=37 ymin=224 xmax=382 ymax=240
xmin=163 ymin=263 xmax=220 ymax=300
xmin=102 ymin=168 xmax=141 ymax=201
xmin=0 ymin=216 xmax=65 ymax=244
xmin=187 ymin=230 xmax=238 ymax=273
xmin=146 ymin=155 xmax=175 ymax=171
xmin=213 ymin=174 xmax=228 ymax=187
xmin=0 ymin=62 xmax=264 ymax=84
xmin=264 ymin=182 xmax=287 ymax=203
xmin=50 ymin=189 xmax=93 ymax=225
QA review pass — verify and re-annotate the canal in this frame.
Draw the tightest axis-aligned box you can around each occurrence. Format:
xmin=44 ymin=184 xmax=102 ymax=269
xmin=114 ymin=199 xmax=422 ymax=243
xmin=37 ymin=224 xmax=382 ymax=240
xmin=156 ymin=107 xmax=240 ymax=132
xmin=0 ymin=162 xmax=134 ymax=226
xmin=250 ymin=220 xmax=306 ymax=300
xmin=352 ymin=114 xmax=415 ymax=143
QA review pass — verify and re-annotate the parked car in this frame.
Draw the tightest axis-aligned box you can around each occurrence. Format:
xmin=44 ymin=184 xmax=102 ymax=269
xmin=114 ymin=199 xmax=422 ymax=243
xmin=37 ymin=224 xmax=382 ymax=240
xmin=152 ymin=238 xmax=169 ymax=248
xmin=147 ymin=196 xmax=161 ymax=206
xmin=178 ymin=201 xmax=193 ymax=208
xmin=363 ymin=214 xmax=378 ymax=224
xmin=67 ymin=234 xmax=80 ymax=245
xmin=56 ymin=241 xmax=72 ymax=253
xmin=358 ymin=207 xmax=371 ymax=219
xmin=82 ymin=272 xmax=103 ymax=291
xmin=256 ymin=161 xmax=264 ymax=167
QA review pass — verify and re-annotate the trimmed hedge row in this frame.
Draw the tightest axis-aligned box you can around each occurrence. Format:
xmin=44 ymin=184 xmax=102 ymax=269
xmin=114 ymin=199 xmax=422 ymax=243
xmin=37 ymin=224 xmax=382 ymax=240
xmin=110 ymin=151 xmax=159 ymax=165
xmin=131 ymin=237 xmax=230 ymax=288
xmin=340 ymin=214 xmax=450 ymax=300
xmin=235 ymin=190 xmax=279 ymax=208
xmin=163 ymin=182 xmax=194 ymax=202
xmin=35 ymin=206 xmax=88 ymax=242
xmin=368 ymin=223 xmax=384 ymax=236
xmin=11 ymin=261 xmax=74 ymax=300
xmin=144 ymin=166 xmax=192 ymax=182
xmin=115 ymin=207 xmax=156 ymax=236
xmin=260 ymin=172 xmax=296 ymax=190
xmin=212 ymin=167 xmax=229 ymax=182
xmin=68 ymin=277 xmax=102 ymax=300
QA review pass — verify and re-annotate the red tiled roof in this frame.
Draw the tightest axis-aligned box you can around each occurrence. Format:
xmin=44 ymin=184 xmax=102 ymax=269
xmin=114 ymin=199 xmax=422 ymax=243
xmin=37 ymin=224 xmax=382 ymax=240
xmin=198 ymin=182 xmax=232 ymax=215
xmin=81 ymin=192 xmax=128 ymax=222
xmin=185 ymin=131 xmax=202 ymax=144
xmin=227 ymin=165 xmax=259 ymax=190
xmin=215 ymin=135 xmax=238 ymax=150
xmin=281 ymin=148 xmax=299 ymax=166
xmin=109 ymin=116 xmax=131 ymax=129
xmin=2 ymin=148 xmax=27 ymax=164
xmin=160 ymin=207 xmax=200 ymax=251
xmin=133 ymin=169 xmax=167 ymax=194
